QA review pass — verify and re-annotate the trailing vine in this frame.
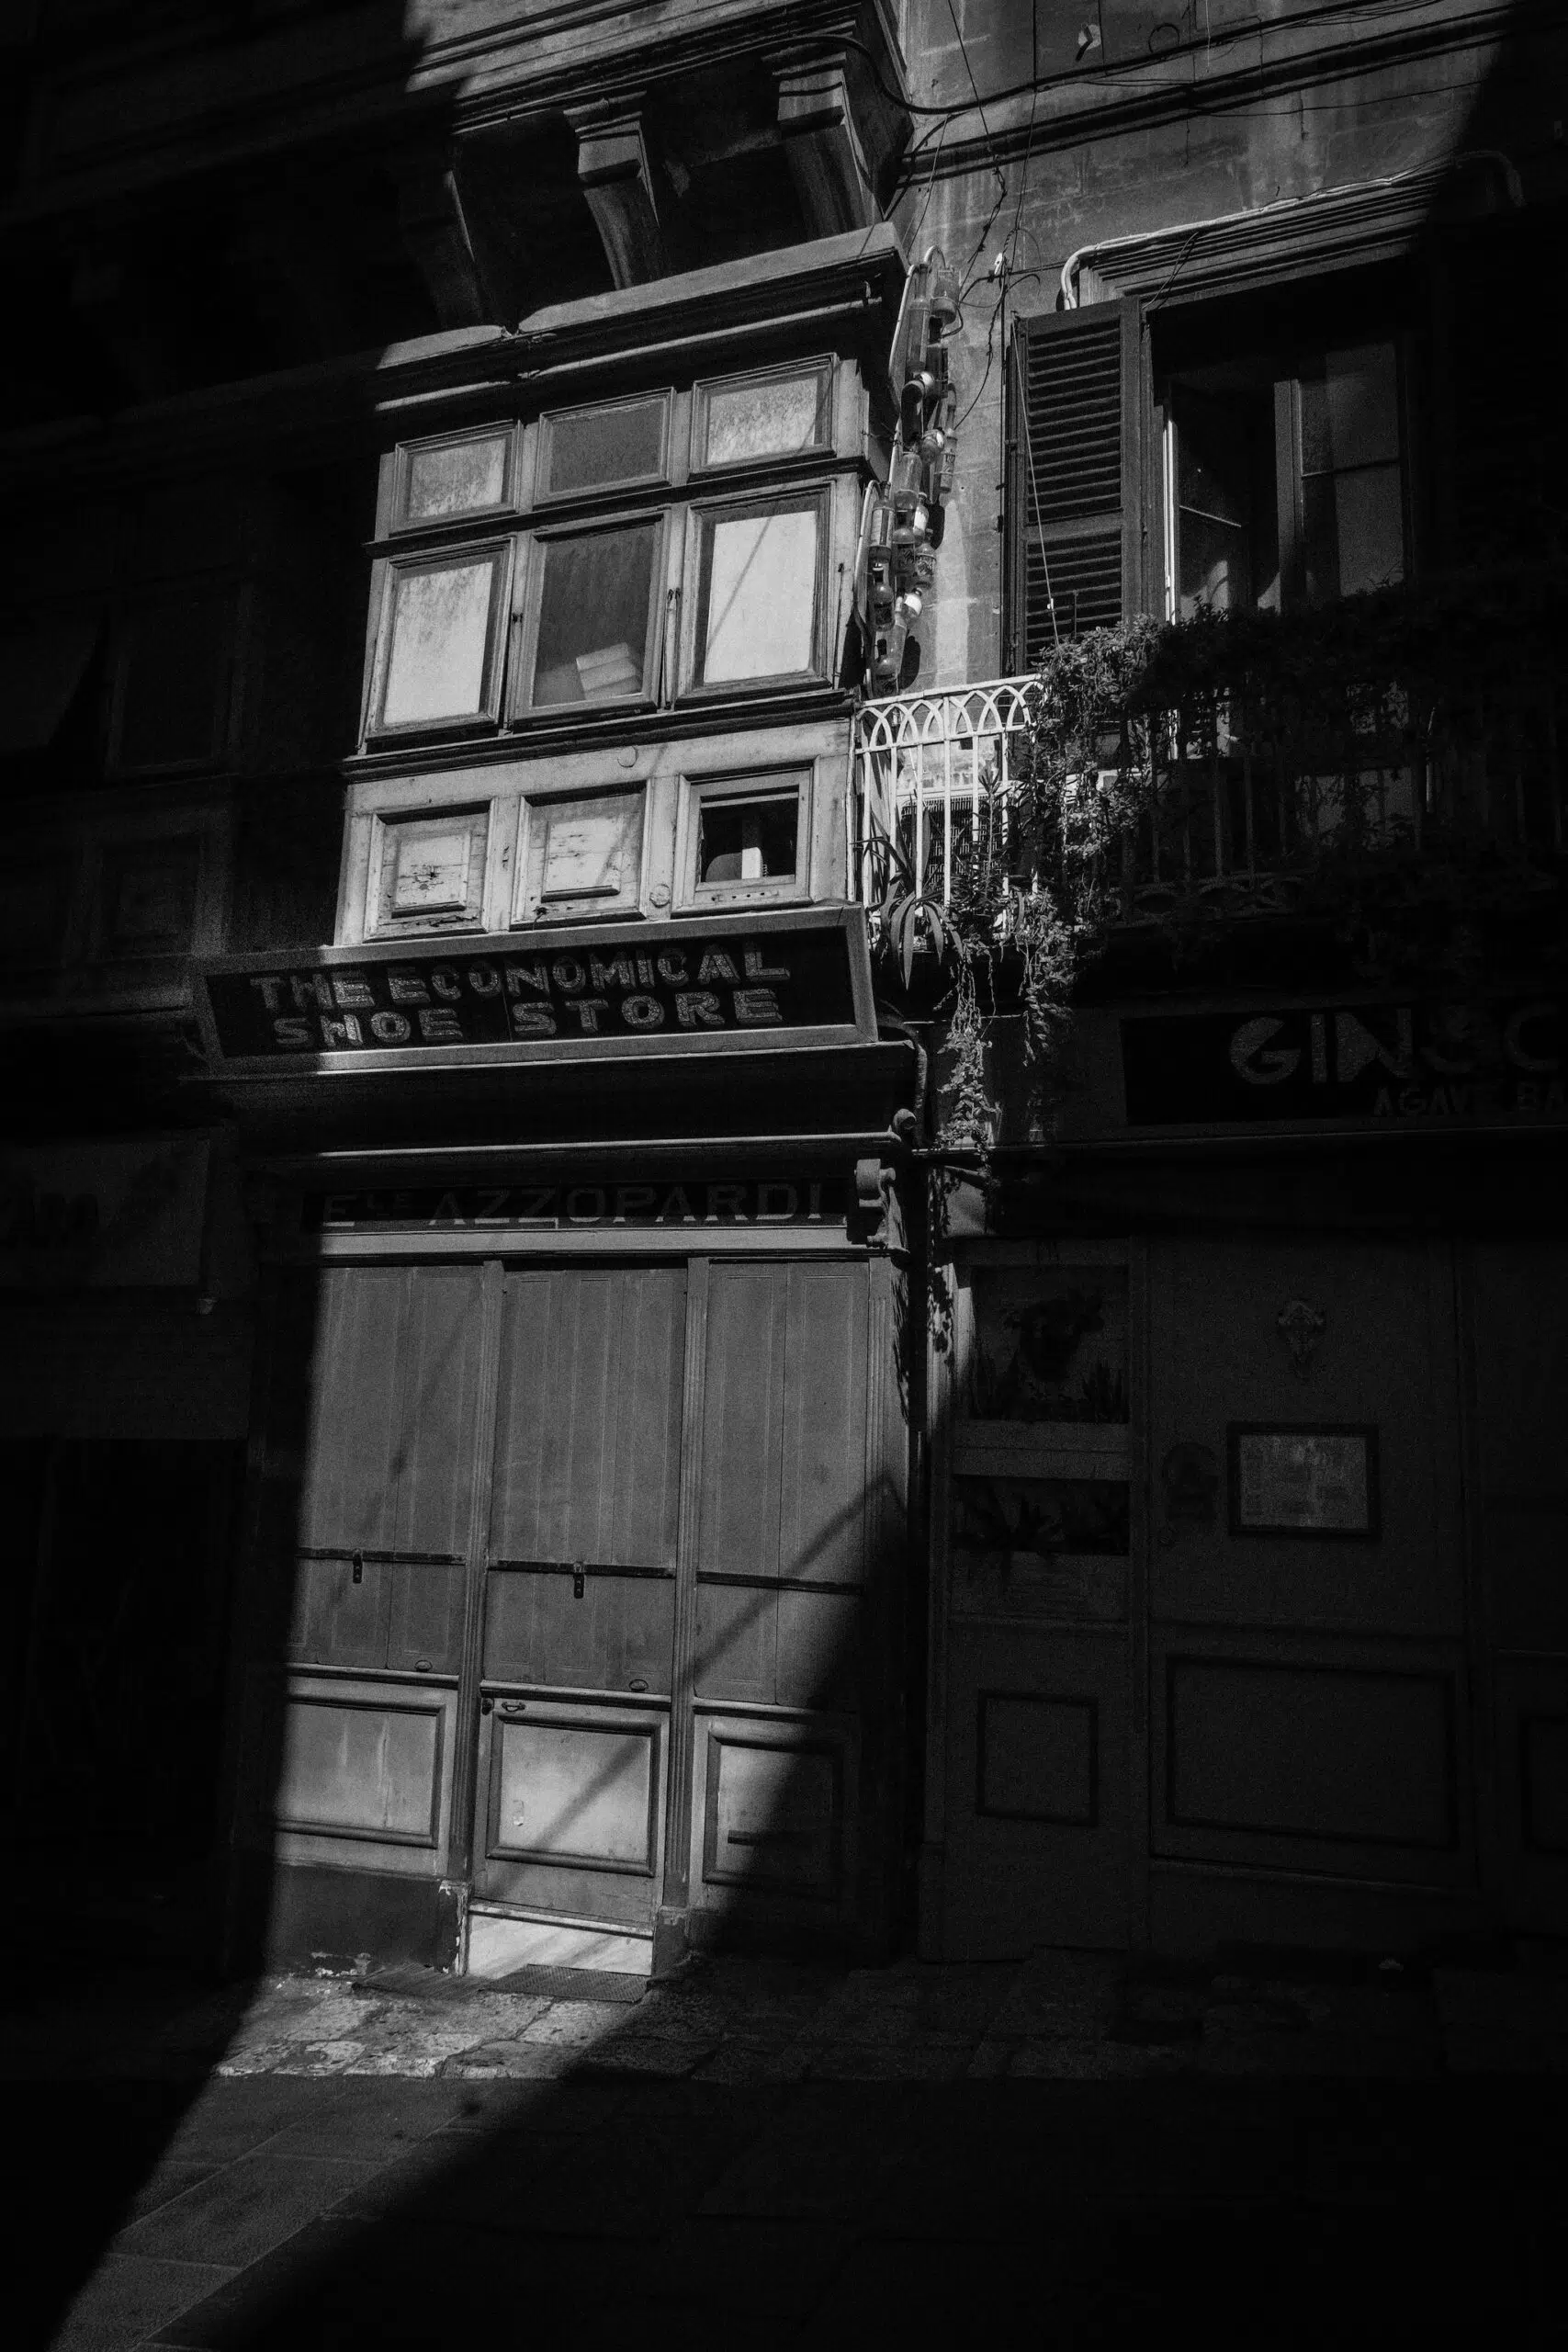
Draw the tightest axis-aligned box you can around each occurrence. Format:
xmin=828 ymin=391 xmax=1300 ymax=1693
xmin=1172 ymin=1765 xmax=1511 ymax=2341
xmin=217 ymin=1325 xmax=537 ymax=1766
xmin=867 ymin=571 xmax=1567 ymax=1166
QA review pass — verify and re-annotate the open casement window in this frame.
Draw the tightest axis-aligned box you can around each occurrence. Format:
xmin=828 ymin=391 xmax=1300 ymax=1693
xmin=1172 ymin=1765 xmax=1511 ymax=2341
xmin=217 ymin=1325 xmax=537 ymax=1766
xmin=686 ymin=492 xmax=827 ymax=692
xmin=368 ymin=544 xmax=512 ymax=738
xmin=514 ymin=516 xmax=665 ymax=713
xmin=680 ymin=770 xmax=809 ymax=910
xmin=515 ymin=788 xmax=646 ymax=923
xmin=1159 ymin=332 xmax=1409 ymax=618
xmin=1007 ymin=300 xmax=1143 ymax=667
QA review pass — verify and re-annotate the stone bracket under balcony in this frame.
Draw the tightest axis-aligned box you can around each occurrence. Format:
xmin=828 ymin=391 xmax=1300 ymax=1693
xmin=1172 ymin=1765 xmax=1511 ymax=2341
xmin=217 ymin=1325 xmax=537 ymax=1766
xmin=567 ymin=97 xmax=666 ymax=289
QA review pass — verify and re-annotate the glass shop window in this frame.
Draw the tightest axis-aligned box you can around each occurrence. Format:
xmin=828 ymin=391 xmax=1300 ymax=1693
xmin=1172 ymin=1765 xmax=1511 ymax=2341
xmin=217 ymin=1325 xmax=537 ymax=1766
xmin=1163 ymin=334 xmax=1405 ymax=618
xmin=524 ymin=520 xmax=661 ymax=708
xmin=394 ymin=428 xmax=514 ymax=528
xmin=964 ymin=1264 xmax=1130 ymax=1425
xmin=537 ymin=395 xmax=670 ymax=500
xmin=372 ymin=547 xmax=510 ymax=733
xmin=693 ymin=361 xmax=832 ymax=471
xmin=691 ymin=494 xmax=823 ymax=686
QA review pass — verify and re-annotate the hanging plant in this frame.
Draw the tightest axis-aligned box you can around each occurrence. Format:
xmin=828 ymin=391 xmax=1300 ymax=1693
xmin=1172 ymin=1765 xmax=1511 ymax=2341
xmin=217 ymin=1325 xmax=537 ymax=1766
xmin=869 ymin=573 xmax=1565 ymax=1171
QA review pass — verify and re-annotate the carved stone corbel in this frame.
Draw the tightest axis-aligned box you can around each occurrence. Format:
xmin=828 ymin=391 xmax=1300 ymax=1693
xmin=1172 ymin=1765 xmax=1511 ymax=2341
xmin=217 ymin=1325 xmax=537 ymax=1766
xmin=567 ymin=98 xmax=666 ymax=288
xmin=773 ymin=51 xmax=878 ymax=237
xmin=394 ymin=151 xmax=489 ymax=330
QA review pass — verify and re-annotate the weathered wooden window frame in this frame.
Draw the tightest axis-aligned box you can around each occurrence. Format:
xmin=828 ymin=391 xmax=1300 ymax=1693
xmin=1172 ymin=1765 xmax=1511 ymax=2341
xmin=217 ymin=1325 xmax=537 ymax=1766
xmin=689 ymin=356 xmax=836 ymax=479
xmin=680 ymin=484 xmax=831 ymax=697
xmin=508 ymin=508 xmax=671 ymax=721
xmin=389 ymin=424 xmax=519 ymax=535
xmin=675 ymin=765 xmax=814 ymax=912
xmin=534 ymin=390 xmax=673 ymax=506
xmin=365 ymin=540 xmax=514 ymax=743
xmin=367 ymin=804 xmax=494 ymax=938
xmin=513 ymin=782 xmax=649 ymax=925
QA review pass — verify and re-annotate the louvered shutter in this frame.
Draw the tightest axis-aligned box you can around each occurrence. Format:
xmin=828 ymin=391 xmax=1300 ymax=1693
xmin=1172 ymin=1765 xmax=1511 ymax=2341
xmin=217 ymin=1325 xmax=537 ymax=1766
xmin=1007 ymin=300 xmax=1143 ymax=666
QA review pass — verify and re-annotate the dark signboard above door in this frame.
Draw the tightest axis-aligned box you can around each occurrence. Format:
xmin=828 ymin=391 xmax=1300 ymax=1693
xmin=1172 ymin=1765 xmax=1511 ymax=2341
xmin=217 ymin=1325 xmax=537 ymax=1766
xmin=1122 ymin=999 xmax=1566 ymax=1127
xmin=197 ymin=908 xmax=874 ymax=1071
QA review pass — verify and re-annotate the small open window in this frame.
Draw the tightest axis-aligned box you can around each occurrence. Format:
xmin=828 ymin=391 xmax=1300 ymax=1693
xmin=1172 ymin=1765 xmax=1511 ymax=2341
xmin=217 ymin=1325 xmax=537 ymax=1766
xmin=369 ymin=545 xmax=512 ymax=737
xmin=691 ymin=360 xmax=833 ymax=473
xmin=536 ymin=394 xmax=670 ymax=502
xmin=393 ymin=427 xmax=515 ymax=530
xmin=688 ymin=492 xmax=825 ymax=690
xmin=516 ymin=789 xmax=645 ymax=923
xmin=682 ymin=771 xmax=808 ymax=910
xmin=517 ymin=517 xmax=663 ymax=712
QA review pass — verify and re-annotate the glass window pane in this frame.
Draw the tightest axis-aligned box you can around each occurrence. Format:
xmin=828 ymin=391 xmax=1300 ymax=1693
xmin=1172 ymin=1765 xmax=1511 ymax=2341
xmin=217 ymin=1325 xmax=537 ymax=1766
xmin=381 ymin=560 xmax=497 ymax=726
xmin=544 ymin=399 xmax=666 ymax=496
xmin=1300 ymin=343 xmax=1399 ymax=474
xmin=703 ymin=372 xmax=826 ymax=468
xmin=701 ymin=506 xmax=818 ymax=683
xmin=698 ymin=792 xmax=798 ymax=885
xmin=1178 ymin=509 xmax=1249 ymax=616
xmin=1334 ymin=463 xmax=1404 ymax=595
xmin=530 ymin=524 xmax=658 ymax=706
xmin=1303 ymin=465 xmax=1404 ymax=603
xmin=403 ymin=433 xmax=510 ymax=523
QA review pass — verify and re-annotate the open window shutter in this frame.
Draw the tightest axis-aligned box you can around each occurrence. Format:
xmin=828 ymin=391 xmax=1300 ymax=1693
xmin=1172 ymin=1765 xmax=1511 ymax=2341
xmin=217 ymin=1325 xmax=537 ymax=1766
xmin=1008 ymin=300 xmax=1142 ymax=666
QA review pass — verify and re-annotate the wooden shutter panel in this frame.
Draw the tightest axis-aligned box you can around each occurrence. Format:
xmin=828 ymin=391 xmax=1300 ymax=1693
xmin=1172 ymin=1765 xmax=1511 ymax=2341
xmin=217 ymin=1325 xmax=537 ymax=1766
xmin=1008 ymin=300 xmax=1142 ymax=665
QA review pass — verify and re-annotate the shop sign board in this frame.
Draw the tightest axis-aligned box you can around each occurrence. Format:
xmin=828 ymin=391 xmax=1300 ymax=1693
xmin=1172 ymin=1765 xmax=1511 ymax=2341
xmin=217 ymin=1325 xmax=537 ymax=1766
xmin=306 ymin=1178 xmax=849 ymax=1231
xmin=1122 ymin=999 xmax=1565 ymax=1127
xmin=197 ymin=909 xmax=874 ymax=1072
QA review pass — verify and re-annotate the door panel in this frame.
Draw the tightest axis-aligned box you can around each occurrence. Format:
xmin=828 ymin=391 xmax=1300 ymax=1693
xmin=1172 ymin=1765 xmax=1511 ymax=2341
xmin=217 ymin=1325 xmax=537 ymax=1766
xmin=1145 ymin=1238 xmax=1475 ymax=1931
xmin=780 ymin=1263 xmax=870 ymax=1582
xmin=294 ymin=1554 xmax=392 ymax=1671
xmin=1150 ymin=1240 xmax=1461 ymax=1637
xmin=262 ymin=1266 xmax=483 ymax=1883
xmin=298 ymin=1268 xmax=405 ymax=1555
xmin=476 ymin=1699 xmax=664 ymax=1926
xmin=696 ymin=1266 xmax=787 ymax=1578
xmin=388 ymin=1561 xmax=467 ymax=1676
xmin=476 ymin=1267 xmax=685 ymax=1921
xmin=689 ymin=1261 xmax=879 ymax=1933
xmin=941 ymin=1623 xmax=1130 ymax=1956
xmin=398 ymin=1270 xmax=488 ymax=1558
xmin=491 ymin=1268 xmax=684 ymax=1570
xmin=484 ymin=1570 xmax=674 ymax=1694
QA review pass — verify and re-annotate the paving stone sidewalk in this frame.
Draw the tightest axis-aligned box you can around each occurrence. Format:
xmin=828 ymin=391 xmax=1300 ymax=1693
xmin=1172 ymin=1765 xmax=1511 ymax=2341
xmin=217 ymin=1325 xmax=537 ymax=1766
xmin=18 ymin=1946 xmax=1568 ymax=2351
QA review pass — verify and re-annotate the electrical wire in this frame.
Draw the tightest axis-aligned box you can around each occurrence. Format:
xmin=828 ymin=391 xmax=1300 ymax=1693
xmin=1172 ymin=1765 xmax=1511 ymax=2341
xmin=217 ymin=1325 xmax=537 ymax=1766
xmin=943 ymin=0 xmax=1007 ymax=197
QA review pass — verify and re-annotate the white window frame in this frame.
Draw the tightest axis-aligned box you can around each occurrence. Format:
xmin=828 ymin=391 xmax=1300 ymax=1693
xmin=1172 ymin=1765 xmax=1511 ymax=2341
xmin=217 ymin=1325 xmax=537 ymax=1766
xmin=364 ymin=539 xmax=514 ymax=742
xmin=509 ymin=509 xmax=671 ymax=721
xmin=679 ymin=485 xmax=830 ymax=698
xmin=676 ymin=766 xmax=813 ymax=912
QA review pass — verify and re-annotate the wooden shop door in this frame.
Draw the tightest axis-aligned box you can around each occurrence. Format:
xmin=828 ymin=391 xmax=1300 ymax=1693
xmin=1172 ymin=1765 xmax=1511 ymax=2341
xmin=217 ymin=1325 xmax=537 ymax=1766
xmin=472 ymin=1265 xmax=686 ymax=1930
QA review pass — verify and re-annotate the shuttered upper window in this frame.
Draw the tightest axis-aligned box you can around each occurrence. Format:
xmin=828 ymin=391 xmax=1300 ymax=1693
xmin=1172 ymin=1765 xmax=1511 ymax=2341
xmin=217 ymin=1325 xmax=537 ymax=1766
xmin=1006 ymin=301 xmax=1142 ymax=668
